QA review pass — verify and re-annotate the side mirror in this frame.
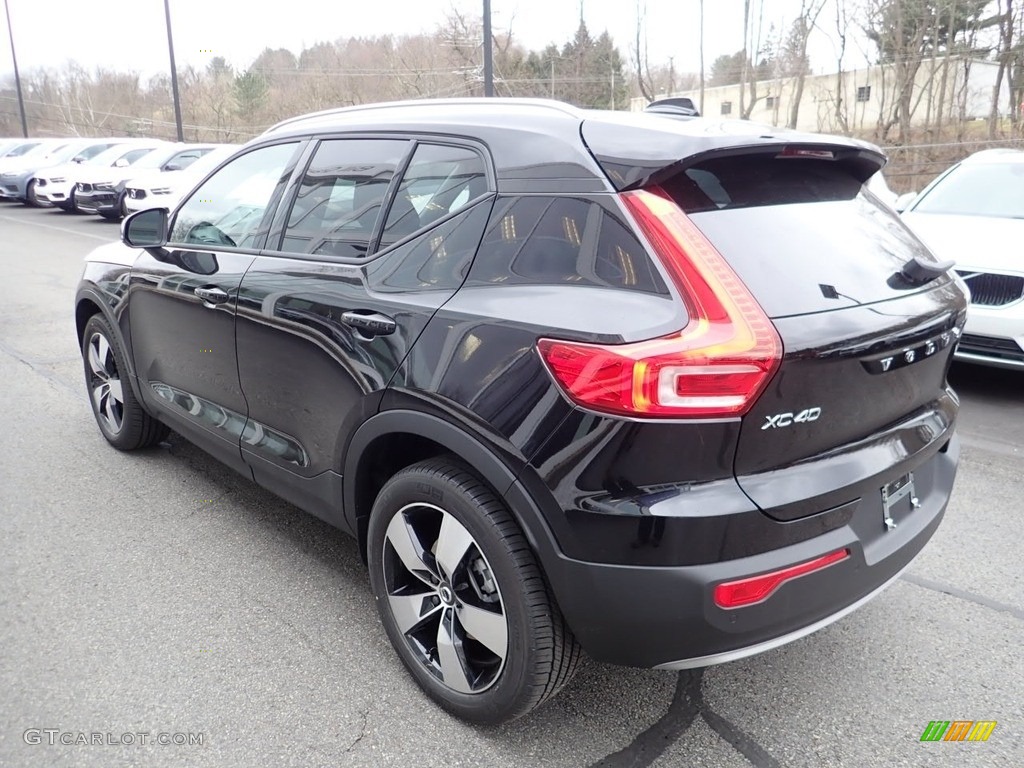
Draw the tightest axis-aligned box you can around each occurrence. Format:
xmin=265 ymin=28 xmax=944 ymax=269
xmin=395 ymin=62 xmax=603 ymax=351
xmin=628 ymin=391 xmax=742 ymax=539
xmin=894 ymin=192 xmax=917 ymax=213
xmin=163 ymin=163 xmax=182 ymax=172
xmin=114 ymin=158 xmax=130 ymax=168
xmin=122 ymin=208 xmax=169 ymax=248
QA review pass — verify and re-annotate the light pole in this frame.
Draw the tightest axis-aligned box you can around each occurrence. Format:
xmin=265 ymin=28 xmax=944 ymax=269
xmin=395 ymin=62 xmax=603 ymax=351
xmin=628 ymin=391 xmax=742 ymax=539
xmin=163 ymin=0 xmax=184 ymax=141
xmin=3 ymin=0 xmax=28 ymax=138
xmin=482 ymin=0 xmax=493 ymax=96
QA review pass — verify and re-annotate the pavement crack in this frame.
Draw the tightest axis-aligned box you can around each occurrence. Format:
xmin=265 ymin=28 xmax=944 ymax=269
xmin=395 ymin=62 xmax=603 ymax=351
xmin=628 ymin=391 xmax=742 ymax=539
xmin=344 ymin=708 xmax=370 ymax=754
xmin=588 ymin=669 xmax=702 ymax=768
xmin=695 ymin=677 xmax=781 ymax=768
xmin=901 ymin=572 xmax=1024 ymax=621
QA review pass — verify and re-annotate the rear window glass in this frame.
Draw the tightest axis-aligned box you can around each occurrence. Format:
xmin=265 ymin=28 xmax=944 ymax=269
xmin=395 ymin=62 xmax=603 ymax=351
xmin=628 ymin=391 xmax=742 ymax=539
xmin=912 ymin=161 xmax=1024 ymax=218
xmin=473 ymin=196 xmax=669 ymax=295
xmin=668 ymin=155 xmax=941 ymax=318
xmin=665 ymin=155 xmax=863 ymax=213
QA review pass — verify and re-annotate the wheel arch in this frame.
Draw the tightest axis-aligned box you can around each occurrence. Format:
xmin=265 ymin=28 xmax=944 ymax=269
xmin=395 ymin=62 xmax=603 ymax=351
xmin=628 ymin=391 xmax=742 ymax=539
xmin=344 ymin=410 xmax=561 ymax=569
xmin=75 ymin=288 xmax=147 ymax=407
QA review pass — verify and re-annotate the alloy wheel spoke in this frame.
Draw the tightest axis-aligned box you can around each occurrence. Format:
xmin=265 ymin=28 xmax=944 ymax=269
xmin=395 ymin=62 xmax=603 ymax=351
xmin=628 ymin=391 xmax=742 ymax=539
xmin=435 ymin=512 xmax=475 ymax=582
xmin=455 ymin=603 xmax=507 ymax=660
xmin=385 ymin=513 xmax=439 ymax=587
xmin=107 ymin=377 xmax=124 ymax=405
xmin=387 ymin=592 xmax=442 ymax=637
xmin=87 ymin=338 xmax=108 ymax=379
xmin=436 ymin=608 xmax=474 ymax=693
xmin=92 ymin=382 xmax=109 ymax=415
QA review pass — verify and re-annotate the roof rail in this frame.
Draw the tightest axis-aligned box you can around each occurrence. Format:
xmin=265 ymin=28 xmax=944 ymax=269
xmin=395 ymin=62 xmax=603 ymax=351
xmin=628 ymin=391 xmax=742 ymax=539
xmin=262 ymin=97 xmax=583 ymax=135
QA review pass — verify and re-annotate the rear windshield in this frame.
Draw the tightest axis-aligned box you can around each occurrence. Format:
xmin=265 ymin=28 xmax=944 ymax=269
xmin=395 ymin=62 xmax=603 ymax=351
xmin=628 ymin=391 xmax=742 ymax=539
xmin=664 ymin=155 xmax=863 ymax=212
xmin=668 ymin=155 xmax=940 ymax=318
xmin=912 ymin=161 xmax=1024 ymax=218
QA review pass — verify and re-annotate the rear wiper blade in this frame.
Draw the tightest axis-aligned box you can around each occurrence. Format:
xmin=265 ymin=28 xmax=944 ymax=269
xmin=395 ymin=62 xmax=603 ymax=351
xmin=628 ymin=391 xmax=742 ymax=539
xmin=899 ymin=256 xmax=955 ymax=286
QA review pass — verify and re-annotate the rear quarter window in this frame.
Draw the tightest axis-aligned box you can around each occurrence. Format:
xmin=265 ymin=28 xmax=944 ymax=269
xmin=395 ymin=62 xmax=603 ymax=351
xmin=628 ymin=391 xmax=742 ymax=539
xmin=470 ymin=196 xmax=669 ymax=295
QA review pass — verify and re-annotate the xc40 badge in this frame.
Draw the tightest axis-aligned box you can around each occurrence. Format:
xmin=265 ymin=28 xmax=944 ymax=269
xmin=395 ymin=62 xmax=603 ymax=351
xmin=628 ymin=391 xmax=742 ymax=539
xmin=762 ymin=408 xmax=822 ymax=430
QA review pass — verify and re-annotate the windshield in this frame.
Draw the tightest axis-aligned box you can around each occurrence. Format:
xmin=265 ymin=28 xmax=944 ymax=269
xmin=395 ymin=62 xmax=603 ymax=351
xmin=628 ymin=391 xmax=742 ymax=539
xmin=2 ymin=141 xmax=43 ymax=158
xmin=178 ymin=146 xmax=238 ymax=178
xmin=128 ymin=145 xmax=190 ymax=171
xmin=85 ymin=144 xmax=155 ymax=167
xmin=913 ymin=161 xmax=1024 ymax=219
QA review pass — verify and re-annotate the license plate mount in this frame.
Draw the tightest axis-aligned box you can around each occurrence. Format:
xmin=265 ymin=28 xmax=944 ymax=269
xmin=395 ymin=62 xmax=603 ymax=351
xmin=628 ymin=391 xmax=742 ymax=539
xmin=881 ymin=472 xmax=918 ymax=531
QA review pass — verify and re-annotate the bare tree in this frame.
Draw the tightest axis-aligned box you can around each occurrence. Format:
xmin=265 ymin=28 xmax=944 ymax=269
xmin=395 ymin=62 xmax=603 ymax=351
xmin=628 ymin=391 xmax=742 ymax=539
xmin=786 ymin=0 xmax=827 ymax=128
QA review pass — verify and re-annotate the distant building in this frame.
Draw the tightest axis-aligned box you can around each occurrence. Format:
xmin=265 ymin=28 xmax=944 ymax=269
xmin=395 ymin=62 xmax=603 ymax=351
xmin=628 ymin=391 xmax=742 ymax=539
xmin=631 ymin=57 xmax=1010 ymax=134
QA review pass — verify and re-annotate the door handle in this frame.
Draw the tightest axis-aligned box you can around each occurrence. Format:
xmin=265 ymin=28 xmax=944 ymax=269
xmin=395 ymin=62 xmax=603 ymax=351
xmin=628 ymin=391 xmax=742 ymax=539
xmin=194 ymin=286 xmax=229 ymax=306
xmin=341 ymin=310 xmax=397 ymax=337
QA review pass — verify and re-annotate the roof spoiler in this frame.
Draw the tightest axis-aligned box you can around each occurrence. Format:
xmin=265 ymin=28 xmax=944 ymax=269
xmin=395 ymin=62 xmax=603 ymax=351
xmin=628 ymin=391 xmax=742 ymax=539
xmin=581 ymin=117 xmax=887 ymax=192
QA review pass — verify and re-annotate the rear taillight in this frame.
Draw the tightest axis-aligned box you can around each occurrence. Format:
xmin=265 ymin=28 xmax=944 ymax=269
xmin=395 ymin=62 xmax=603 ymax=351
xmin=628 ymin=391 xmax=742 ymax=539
xmin=537 ymin=187 xmax=781 ymax=418
xmin=713 ymin=548 xmax=850 ymax=608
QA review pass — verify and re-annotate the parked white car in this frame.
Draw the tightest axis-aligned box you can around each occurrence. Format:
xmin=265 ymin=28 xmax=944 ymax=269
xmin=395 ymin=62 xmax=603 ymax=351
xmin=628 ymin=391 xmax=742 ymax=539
xmin=0 ymin=139 xmax=122 ymax=204
xmin=900 ymin=149 xmax=1024 ymax=371
xmin=123 ymin=145 xmax=239 ymax=214
xmin=74 ymin=143 xmax=224 ymax=219
xmin=34 ymin=140 xmax=167 ymax=211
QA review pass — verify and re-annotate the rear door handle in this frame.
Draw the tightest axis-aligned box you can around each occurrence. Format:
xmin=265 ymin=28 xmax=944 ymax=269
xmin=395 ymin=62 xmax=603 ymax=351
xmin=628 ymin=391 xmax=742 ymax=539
xmin=341 ymin=310 xmax=397 ymax=337
xmin=194 ymin=286 xmax=229 ymax=306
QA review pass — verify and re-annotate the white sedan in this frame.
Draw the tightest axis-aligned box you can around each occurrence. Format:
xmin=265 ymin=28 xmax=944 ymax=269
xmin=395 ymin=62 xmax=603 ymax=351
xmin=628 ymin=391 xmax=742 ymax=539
xmin=900 ymin=150 xmax=1024 ymax=371
xmin=123 ymin=145 xmax=239 ymax=214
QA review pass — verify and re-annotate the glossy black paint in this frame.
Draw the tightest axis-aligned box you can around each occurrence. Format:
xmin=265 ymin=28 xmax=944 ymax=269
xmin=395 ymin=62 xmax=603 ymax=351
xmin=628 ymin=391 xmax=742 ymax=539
xmin=127 ymin=246 xmax=257 ymax=475
xmin=74 ymin=99 xmax=968 ymax=671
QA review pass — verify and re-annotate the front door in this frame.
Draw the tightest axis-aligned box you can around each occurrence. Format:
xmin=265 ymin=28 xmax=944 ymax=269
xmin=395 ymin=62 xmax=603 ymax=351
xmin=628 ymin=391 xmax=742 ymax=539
xmin=128 ymin=141 xmax=304 ymax=474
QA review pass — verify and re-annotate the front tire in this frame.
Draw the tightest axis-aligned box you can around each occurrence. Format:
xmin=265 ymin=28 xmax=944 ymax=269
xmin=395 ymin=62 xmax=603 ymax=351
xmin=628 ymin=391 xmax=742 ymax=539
xmin=81 ymin=314 xmax=168 ymax=450
xmin=367 ymin=457 xmax=581 ymax=724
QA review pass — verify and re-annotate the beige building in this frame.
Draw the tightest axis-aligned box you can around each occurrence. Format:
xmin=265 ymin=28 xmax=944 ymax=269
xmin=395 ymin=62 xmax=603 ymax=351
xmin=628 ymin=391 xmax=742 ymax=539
xmin=631 ymin=57 xmax=1010 ymax=134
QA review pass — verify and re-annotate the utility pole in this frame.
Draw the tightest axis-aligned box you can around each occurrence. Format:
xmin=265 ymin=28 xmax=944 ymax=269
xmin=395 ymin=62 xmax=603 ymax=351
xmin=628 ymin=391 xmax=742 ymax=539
xmin=3 ymin=0 xmax=28 ymax=138
xmin=482 ymin=0 xmax=494 ymax=96
xmin=163 ymin=0 xmax=184 ymax=141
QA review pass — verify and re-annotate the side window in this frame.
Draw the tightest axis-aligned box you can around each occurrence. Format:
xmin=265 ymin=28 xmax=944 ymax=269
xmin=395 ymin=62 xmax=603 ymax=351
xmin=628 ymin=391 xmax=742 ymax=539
xmin=281 ymin=139 xmax=409 ymax=258
xmin=380 ymin=144 xmax=487 ymax=248
xmin=368 ymin=203 xmax=490 ymax=292
xmin=171 ymin=142 xmax=298 ymax=249
xmin=471 ymin=197 xmax=669 ymax=295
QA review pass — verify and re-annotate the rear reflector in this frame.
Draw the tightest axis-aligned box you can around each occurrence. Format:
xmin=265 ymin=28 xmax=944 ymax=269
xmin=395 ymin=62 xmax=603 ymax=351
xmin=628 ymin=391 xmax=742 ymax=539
xmin=713 ymin=548 xmax=850 ymax=609
xmin=537 ymin=188 xmax=781 ymax=418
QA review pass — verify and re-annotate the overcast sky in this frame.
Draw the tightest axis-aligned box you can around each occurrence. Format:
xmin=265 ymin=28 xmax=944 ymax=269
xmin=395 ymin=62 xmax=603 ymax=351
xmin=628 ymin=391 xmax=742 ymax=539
xmin=0 ymin=0 xmax=873 ymax=82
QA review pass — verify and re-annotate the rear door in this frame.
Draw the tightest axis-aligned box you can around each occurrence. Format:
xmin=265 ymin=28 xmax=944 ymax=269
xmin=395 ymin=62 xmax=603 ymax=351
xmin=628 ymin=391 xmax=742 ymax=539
xmin=234 ymin=137 xmax=493 ymax=524
xmin=658 ymin=151 xmax=967 ymax=519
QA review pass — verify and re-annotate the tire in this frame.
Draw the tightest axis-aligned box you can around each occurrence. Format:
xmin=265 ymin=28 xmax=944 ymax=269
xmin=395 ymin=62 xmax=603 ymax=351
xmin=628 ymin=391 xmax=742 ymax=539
xmin=25 ymin=179 xmax=41 ymax=207
xmin=367 ymin=456 xmax=581 ymax=724
xmin=81 ymin=314 xmax=169 ymax=450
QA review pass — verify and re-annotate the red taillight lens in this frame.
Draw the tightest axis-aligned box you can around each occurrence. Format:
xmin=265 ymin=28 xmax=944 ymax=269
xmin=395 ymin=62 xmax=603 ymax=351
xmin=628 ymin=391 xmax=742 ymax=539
xmin=713 ymin=548 xmax=850 ymax=609
xmin=537 ymin=187 xmax=782 ymax=418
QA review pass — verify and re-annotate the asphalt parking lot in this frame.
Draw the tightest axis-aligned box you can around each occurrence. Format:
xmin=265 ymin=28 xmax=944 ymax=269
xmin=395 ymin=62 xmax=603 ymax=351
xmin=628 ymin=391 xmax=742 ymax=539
xmin=1 ymin=202 xmax=1021 ymax=768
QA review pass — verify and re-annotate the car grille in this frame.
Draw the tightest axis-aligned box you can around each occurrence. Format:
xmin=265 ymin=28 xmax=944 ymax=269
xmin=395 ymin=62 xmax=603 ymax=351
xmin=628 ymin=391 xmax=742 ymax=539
xmin=957 ymin=334 xmax=1024 ymax=362
xmin=956 ymin=271 xmax=1024 ymax=306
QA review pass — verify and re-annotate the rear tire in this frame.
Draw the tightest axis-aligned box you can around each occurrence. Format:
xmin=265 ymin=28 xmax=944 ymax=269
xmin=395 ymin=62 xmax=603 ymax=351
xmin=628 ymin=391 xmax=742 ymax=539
xmin=367 ymin=457 xmax=581 ymax=724
xmin=81 ymin=314 xmax=169 ymax=450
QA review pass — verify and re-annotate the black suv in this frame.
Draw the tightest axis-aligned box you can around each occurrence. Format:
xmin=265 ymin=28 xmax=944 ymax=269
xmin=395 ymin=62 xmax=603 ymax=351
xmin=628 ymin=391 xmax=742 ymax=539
xmin=75 ymin=99 xmax=966 ymax=724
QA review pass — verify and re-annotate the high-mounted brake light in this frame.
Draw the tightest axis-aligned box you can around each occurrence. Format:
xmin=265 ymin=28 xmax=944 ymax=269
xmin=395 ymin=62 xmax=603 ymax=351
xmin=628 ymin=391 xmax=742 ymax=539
xmin=537 ymin=187 xmax=781 ymax=418
xmin=777 ymin=146 xmax=835 ymax=160
xmin=713 ymin=548 xmax=850 ymax=609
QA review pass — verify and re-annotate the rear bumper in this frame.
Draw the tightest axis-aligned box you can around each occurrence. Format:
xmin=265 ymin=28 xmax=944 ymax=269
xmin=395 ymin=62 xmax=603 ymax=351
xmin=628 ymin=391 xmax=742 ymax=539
xmin=542 ymin=435 xmax=957 ymax=669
